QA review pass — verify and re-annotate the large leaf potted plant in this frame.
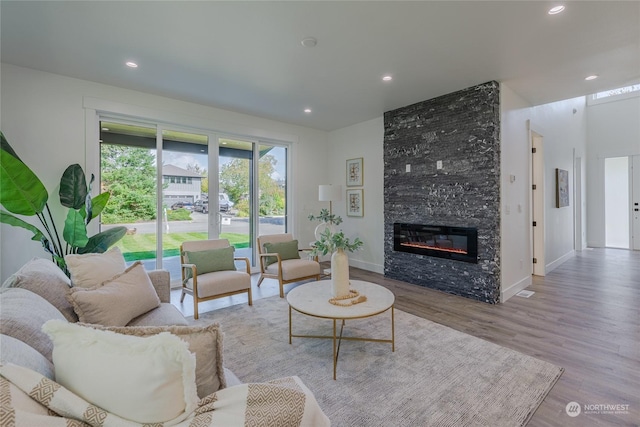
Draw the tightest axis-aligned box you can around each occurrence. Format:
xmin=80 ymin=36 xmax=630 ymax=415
xmin=0 ymin=131 xmax=126 ymax=275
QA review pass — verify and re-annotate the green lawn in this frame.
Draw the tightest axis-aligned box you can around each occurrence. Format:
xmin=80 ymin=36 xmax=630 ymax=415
xmin=114 ymin=232 xmax=250 ymax=261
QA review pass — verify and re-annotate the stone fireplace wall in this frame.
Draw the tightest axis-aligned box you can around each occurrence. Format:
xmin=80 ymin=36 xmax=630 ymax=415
xmin=383 ymin=81 xmax=501 ymax=303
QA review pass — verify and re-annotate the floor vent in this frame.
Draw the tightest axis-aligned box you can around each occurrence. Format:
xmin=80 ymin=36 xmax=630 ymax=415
xmin=516 ymin=290 xmax=535 ymax=298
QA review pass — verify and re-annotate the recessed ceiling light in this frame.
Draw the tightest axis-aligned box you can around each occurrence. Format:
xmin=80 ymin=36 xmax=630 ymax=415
xmin=382 ymin=75 xmax=393 ymax=82
xmin=301 ymin=37 xmax=317 ymax=48
xmin=304 ymin=108 xmax=312 ymax=114
xmin=125 ymin=61 xmax=138 ymax=68
xmin=548 ymin=5 xmax=565 ymax=15
xmin=221 ymin=142 xmax=228 ymax=145
xmin=101 ymin=127 xmax=109 ymax=131
xmin=585 ymin=75 xmax=599 ymax=81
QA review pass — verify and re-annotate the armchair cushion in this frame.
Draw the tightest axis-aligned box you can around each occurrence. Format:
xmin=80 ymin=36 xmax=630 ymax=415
xmin=184 ymin=270 xmax=251 ymax=298
xmin=265 ymin=259 xmax=321 ymax=280
xmin=263 ymin=240 xmax=300 ymax=266
xmin=184 ymin=247 xmax=236 ymax=278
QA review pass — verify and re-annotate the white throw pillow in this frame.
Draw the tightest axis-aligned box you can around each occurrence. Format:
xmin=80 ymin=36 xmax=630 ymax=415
xmin=65 ymin=246 xmax=126 ymax=288
xmin=66 ymin=261 xmax=161 ymax=326
xmin=83 ymin=323 xmax=226 ymax=398
xmin=42 ymin=320 xmax=199 ymax=424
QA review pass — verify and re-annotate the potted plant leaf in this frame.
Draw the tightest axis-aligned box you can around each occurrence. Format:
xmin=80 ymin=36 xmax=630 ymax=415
xmin=0 ymin=131 xmax=126 ymax=275
xmin=309 ymin=212 xmax=363 ymax=298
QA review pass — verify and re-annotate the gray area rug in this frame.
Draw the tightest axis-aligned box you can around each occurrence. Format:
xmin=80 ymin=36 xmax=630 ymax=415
xmin=193 ymin=296 xmax=563 ymax=427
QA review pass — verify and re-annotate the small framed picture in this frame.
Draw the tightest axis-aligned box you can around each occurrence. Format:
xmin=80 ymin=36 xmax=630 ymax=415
xmin=346 ymin=189 xmax=364 ymax=217
xmin=556 ymin=168 xmax=569 ymax=208
xmin=346 ymin=157 xmax=363 ymax=187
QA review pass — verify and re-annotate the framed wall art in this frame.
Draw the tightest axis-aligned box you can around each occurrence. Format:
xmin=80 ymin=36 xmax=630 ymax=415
xmin=556 ymin=168 xmax=569 ymax=208
xmin=346 ymin=157 xmax=363 ymax=187
xmin=346 ymin=189 xmax=364 ymax=217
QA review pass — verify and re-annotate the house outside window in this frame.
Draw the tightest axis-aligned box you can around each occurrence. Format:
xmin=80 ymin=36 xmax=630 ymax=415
xmin=162 ymin=164 xmax=203 ymax=207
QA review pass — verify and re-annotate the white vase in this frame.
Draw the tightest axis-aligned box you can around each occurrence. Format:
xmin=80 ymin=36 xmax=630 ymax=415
xmin=315 ymin=222 xmax=336 ymax=241
xmin=331 ymin=248 xmax=350 ymax=298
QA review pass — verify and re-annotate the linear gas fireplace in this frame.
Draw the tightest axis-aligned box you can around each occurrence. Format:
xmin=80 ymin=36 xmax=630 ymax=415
xmin=394 ymin=223 xmax=478 ymax=264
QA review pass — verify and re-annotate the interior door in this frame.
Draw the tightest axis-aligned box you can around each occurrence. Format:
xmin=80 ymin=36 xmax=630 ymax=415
xmin=633 ymin=155 xmax=640 ymax=250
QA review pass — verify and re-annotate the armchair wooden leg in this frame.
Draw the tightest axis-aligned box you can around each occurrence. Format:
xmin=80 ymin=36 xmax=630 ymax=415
xmin=180 ymin=288 xmax=186 ymax=303
xmin=247 ymin=287 xmax=253 ymax=306
xmin=257 ymin=276 xmax=265 ymax=287
xmin=193 ymin=298 xmax=199 ymax=320
xmin=279 ymin=282 xmax=285 ymax=298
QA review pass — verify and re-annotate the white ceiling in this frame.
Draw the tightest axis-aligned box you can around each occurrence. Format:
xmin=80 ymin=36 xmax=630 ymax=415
xmin=1 ymin=1 xmax=638 ymax=131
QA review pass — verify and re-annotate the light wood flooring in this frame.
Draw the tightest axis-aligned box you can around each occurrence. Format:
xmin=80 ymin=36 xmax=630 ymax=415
xmin=171 ymin=248 xmax=639 ymax=427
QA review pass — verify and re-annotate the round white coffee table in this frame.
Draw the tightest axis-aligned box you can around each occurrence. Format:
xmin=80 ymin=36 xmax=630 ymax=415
xmin=287 ymin=280 xmax=395 ymax=379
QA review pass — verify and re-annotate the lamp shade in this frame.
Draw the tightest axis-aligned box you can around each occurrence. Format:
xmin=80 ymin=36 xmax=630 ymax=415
xmin=318 ymin=184 xmax=342 ymax=202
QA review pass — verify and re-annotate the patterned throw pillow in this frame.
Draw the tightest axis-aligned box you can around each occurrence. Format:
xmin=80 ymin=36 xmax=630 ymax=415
xmin=183 ymin=247 xmax=236 ymax=278
xmin=263 ymin=240 xmax=300 ymax=266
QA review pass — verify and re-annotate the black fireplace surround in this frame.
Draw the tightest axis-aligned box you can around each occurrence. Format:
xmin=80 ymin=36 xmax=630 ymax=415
xmin=394 ymin=223 xmax=478 ymax=264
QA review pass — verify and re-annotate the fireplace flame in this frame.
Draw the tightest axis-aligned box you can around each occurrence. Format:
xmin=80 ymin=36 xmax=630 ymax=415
xmin=400 ymin=242 xmax=468 ymax=255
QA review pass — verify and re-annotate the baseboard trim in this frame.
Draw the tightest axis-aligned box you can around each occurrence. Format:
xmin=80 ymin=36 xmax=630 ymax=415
xmin=501 ymin=275 xmax=532 ymax=303
xmin=350 ymin=259 xmax=384 ymax=275
xmin=545 ymin=250 xmax=575 ymax=274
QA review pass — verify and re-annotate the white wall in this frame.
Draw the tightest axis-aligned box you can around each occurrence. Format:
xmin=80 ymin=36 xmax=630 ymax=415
xmin=500 ymin=84 xmax=533 ymax=300
xmin=0 ymin=63 xmax=329 ymax=281
xmin=327 ymin=117 xmax=384 ymax=273
xmin=530 ymin=96 xmax=587 ymax=272
xmin=586 ymin=95 xmax=640 ymax=247
xmin=500 ymin=83 xmax=587 ymax=299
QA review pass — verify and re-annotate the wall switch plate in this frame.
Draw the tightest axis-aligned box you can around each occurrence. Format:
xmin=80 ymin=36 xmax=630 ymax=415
xmin=406 ymin=164 xmax=411 ymax=172
xmin=436 ymin=160 xmax=443 ymax=169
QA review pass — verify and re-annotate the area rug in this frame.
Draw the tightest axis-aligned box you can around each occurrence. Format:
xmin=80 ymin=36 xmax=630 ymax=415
xmin=193 ymin=296 xmax=563 ymax=427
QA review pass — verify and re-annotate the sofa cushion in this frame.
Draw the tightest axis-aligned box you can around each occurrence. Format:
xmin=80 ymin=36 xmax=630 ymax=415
xmin=83 ymin=322 xmax=225 ymax=398
xmin=42 ymin=320 xmax=199 ymax=424
xmin=127 ymin=303 xmax=189 ymax=326
xmin=2 ymin=257 xmax=78 ymax=322
xmin=66 ymin=261 xmax=161 ymax=326
xmin=65 ymin=246 xmax=126 ymax=288
xmin=0 ymin=288 xmax=66 ymax=362
xmin=0 ymin=334 xmax=54 ymax=379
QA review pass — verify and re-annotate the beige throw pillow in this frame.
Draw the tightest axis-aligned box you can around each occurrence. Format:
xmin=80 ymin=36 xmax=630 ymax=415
xmin=42 ymin=320 xmax=198 ymax=424
xmin=83 ymin=323 xmax=226 ymax=398
xmin=65 ymin=246 xmax=126 ymax=288
xmin=67 ymin=261 xmax=161 ymax=326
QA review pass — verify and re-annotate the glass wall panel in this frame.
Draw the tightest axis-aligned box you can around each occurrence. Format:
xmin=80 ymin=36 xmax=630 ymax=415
xmin=219 ymin=138 xmax=253 ymax=264
xmin=99 ymin=121 xmax=159 ymax=270
xmin=162 ymin=129 xmax=209 ymax=281
xmin=258 ymin=144 xmax=287 ymax=235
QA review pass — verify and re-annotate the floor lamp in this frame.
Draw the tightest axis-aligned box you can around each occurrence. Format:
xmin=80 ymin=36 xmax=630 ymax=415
xmin=318 ymin=184 xmax=342 ymax=216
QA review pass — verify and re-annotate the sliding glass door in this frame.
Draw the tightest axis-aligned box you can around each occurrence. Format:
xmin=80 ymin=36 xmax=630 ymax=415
xmin=99 ymin=119 xmax=289 ymax=283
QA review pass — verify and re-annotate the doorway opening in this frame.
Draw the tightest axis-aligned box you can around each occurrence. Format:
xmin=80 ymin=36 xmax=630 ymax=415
xmin=531 ymin=130 xmax=545 ymax=276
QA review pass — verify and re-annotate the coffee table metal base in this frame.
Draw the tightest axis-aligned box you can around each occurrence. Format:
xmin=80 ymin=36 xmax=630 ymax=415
xmin=288 ymin=304 xmax=395 ymax=380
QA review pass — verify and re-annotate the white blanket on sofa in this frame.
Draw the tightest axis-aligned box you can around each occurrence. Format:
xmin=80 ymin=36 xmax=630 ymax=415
xmin=0 ymin=364 xmax=330 ymax=427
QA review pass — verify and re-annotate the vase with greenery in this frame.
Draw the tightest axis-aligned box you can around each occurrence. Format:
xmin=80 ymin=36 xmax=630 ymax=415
xmin=309 ymin=212 xmax=363 ymax=298
xmin=0 ymin=131 xmax=126 ymax=275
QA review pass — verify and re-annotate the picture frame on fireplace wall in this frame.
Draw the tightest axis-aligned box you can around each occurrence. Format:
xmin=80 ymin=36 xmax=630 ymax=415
xmin=556 ymin=168 xmax=569 ymax=208
xmin=346 ymin=157 xmax=363 ymax=187
xmin=346 ymin=189 xmax=364 ymax=217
